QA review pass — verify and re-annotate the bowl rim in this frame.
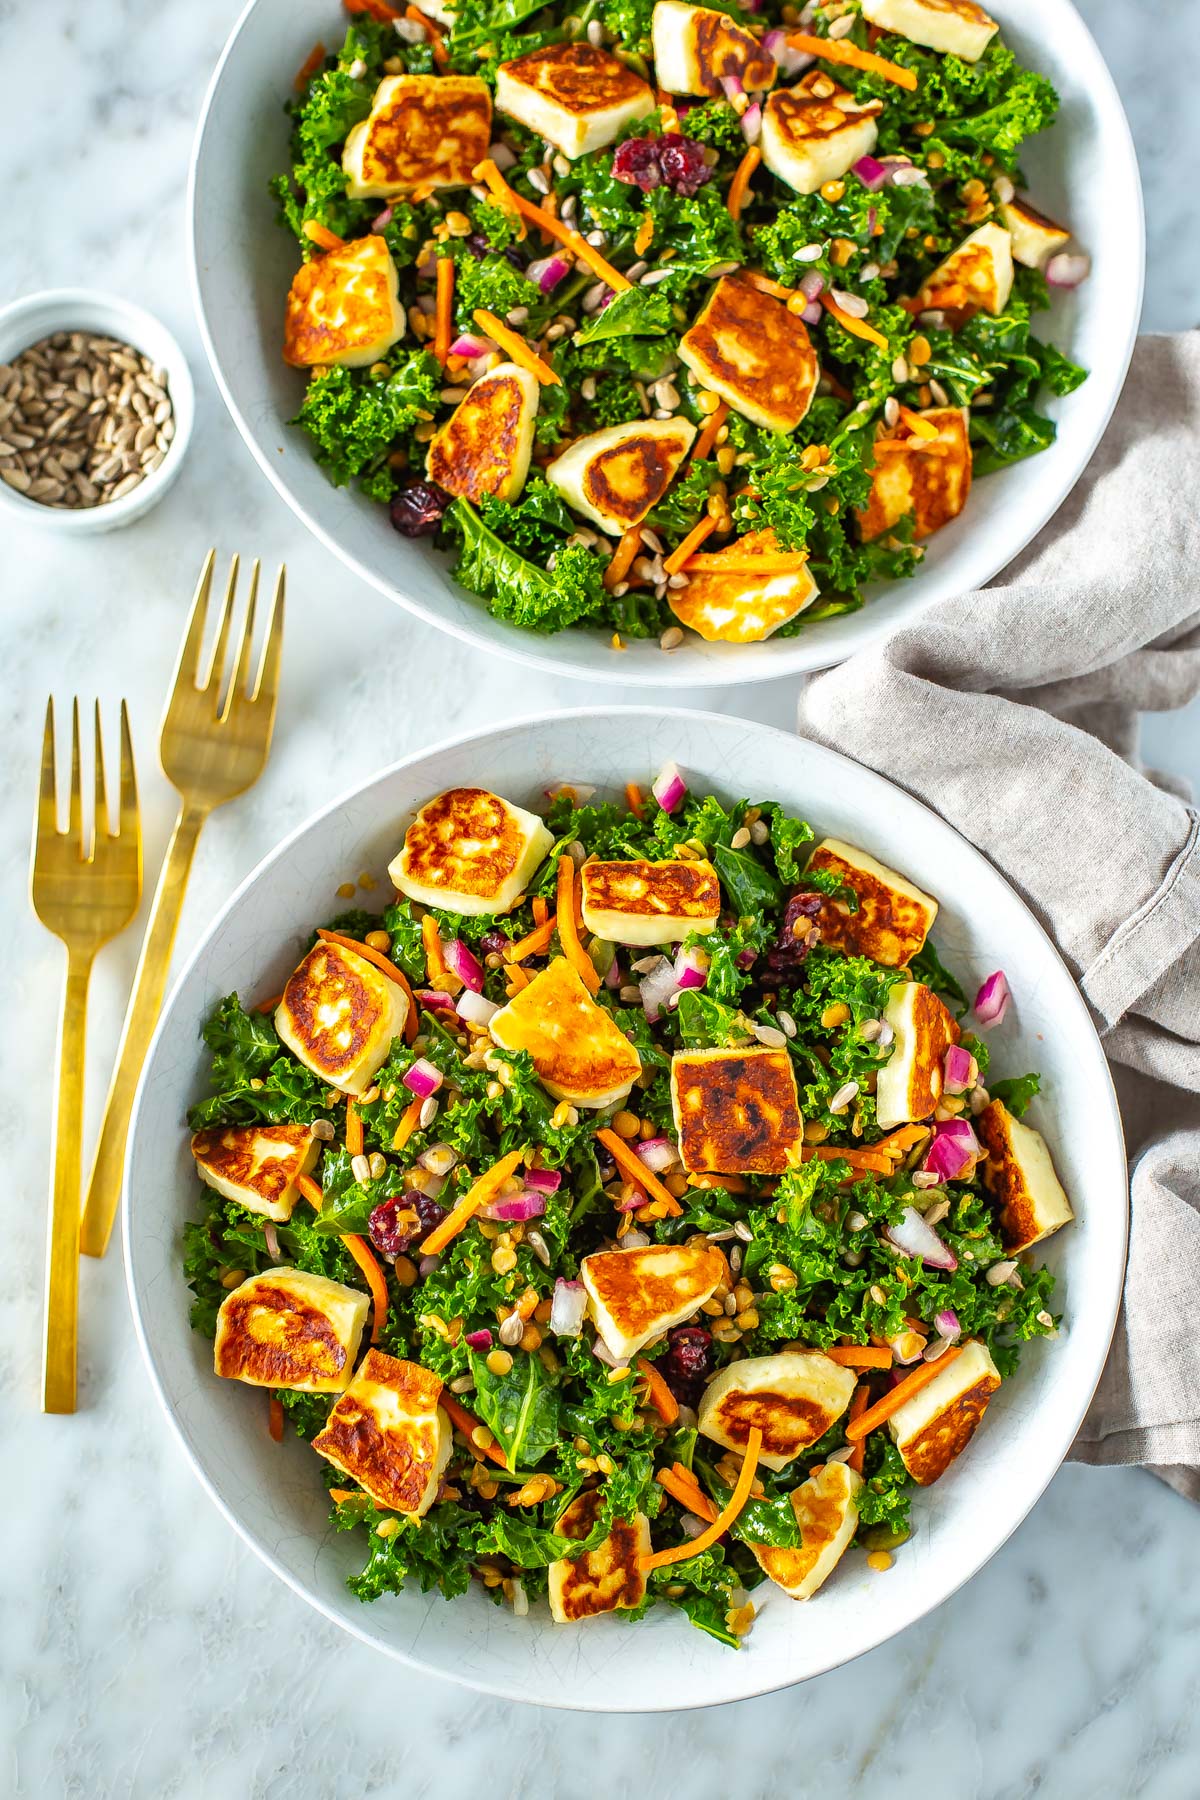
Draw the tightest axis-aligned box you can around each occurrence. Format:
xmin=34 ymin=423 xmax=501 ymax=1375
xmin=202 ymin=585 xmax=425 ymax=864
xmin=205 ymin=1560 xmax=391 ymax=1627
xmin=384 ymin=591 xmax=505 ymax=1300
xmin=0 ymin=286 xmax=195 ymax=531
xmin=123 ymin=704 xmax=1129 ymax=1708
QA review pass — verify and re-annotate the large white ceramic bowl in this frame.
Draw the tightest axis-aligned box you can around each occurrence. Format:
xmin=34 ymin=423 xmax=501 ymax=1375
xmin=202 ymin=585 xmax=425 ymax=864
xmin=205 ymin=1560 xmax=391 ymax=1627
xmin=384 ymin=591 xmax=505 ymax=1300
xmin=189 ymin=0 xmax=1142 ymax=687
xmin=125 ymin=709 xmax=1127 ymax=1709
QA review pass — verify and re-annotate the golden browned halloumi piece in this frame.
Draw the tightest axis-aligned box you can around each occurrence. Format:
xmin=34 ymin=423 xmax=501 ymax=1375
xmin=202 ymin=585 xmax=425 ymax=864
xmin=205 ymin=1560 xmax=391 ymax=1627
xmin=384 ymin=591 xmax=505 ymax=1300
xmin=274 ymin=939 xmax=409 ymax=1096
xmin=806 ymin=837 xmax=938 ymax=967
xmin=888 ymin=1338 xmax=1001 ymax=1483
xmin=671 ymin=1046 xmax=804 ymax=1175
xmin=874 ymin=981 xmax=960 ymax=1128
xmin=651 ymin=1 xmax=776 ymax=97
xmin=1000 ymin=196 xmax=1072 ymax=271
xmin=679 ymin=275 xmax=818 ymax=433
xmin=342 ymin=75 xmax=493 ymax=199
xmin=548 ymin=1491 xmax=651 ymax=1622
xmin=580 ymin=857 xmax=720 ymax=946
xmin=190 ymin=1122 xmax=319 ymax=1224
xmin=698 ymin=1351 xmax=857 ymax=1470
xmin=427 ymin=362 xmax=539 ymax=504
xmin=861 ymin=0 xmax=997 ymax=62
xmin=389 ymin=786 xmax=553 ymax=915
xmin=976 ymin=1100 xmax=1074 ymax=1253
xmin=760 ymin=70 xmax=883 ymax=197
xmin=858 ymin=407 xmax=973 ymax=543
xmin=488 ymin=957 xmax=642 ymax=1108
xmin=581 ymin=1241 xmax=725 ymax=1360
xmin=667 ymin=528 xmax=819 ymax=643
xmin=545 ymin=418 xmax=697 ymax=536
xmin=751 ymin=1461 xmax=863 ymax=1599
xmin=312 ymin=1351 xmax=451 ymax=1515
xmin=282 ymin=234 xmax=406 ymax=369
xmin=911 ymin=221 xmax=1014 ymax=327
xmin=214 ymin=1268 xmax=369 ymax=1392
xmin=495 ymin=43 xmax=655 ymax=159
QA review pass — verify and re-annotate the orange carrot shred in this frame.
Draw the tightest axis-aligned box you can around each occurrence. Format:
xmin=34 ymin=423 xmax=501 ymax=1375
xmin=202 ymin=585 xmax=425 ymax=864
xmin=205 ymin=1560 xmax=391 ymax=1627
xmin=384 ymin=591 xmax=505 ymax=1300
xmin=344 ymin=1234 xmax=389 ymax=1343
xmin=822 ymin=291 xmax=889 ymax=350
xmin=625 ymin=781 xmax=645 ymax=818
xmin=786 ymin=30 xmax=918 ymax=90
xmin=441 ymin=1390 xmax=508 ymax=1468
xmin=392 ymin=1095 xmax=424 ymax=1152
xmin=302 ymin=220 xmax=346 ymax=253
xmin=471 ymin=161 xmax=632 ymax=292
xmin=406 ymin=2 xmax=448 ymax=64
xmin=597 ymin=1128 xmax=679 ymax=1211
xmin=727 ymin=144 xmax=761 ymax=222
xmin=434 ymin=257 xmax=455 ymax=365
xmin=636 ymin=1358 xmax=681 ymax=1426
xmin=555 ymin=855 xmax=600 ymax=993
xmin=504 ymin=914 xmax=557 ymax=962
xmin=825 ymin=1344 xmax=893 ymax=1370
xmin=420 ymin=1148 xmax=528 ymax=1256
xmin=603 ymin=525 xmax=643 ymax=593
xmin=472 ymin=308 xmax=560 ymax=386
xmin=315 ymin=928 xmax=418 ymax=1043
xmin=328 ymin=1487 xmax=361 ymax=1504
xmin=532 ymin=897 xmax=548 ymax=927
xmin=346 ymin=1101 xmax=364 ymax=1158
xmin=641 ymin=1429 xmax=762 ymax=1569
xmin=800 ymin=1144 xmax=894 ymax=1175
xmin=421 ymin=913 xmax=451 ymax=987
xmin=847 ymin=1384 xmax=870 ymax=1474
xmin=255 ymin=991 xmax=284 ymax=1015
xmin=268 ymin=1392 xmax=284 ymax=1442
xmin=663 ymin=513 xmax=718 ymax=575
xmin=691 ymin=401 xmax=729 ymax=463
xmin=634 ymin=211 xmax=655 ymax=256
xmin=656 ymin=1466 xmax=719 ymax=1523
xmin=746 ymin=270 xmax=797 ymax=303
xmin=846 ymin=1343 xmax=966 ymax=1441
xmin=294 ymin=42 xmax=326 ymax=91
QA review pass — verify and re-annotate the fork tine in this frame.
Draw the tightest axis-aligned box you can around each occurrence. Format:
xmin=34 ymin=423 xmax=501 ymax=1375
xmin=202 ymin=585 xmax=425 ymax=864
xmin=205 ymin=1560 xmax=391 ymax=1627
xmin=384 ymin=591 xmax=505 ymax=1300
xmin=174 ymin=549 xmax=216 ymax=693
xmin=69 ymin=698 xmax=87 ymax=859
xmin=93 ymin=700 xmax=109 ymax=839
xmin=118 ymin=699 xmax=139 ymax=841
xmin=222 ymin=558 xmax=260 ymax=719
xmin=204 ymin=554 xmax=240 ymax=705
xmin=251 ymin=565 xmax=286 ymax=705
xmin=38 ymin=697 xmax=59 ymax=840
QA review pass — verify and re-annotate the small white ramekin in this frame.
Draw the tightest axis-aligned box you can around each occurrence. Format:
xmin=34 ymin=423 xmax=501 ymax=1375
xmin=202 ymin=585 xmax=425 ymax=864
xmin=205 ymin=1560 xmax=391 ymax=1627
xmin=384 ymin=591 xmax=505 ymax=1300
xmin=0 ymin=288 xmax=195 ymax=535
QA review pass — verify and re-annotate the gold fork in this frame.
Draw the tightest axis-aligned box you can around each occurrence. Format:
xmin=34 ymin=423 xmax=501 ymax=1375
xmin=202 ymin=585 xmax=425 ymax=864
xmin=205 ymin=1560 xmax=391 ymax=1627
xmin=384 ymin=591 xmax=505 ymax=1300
xmin=79 ymin=550 xmax=285 ymax=1259
xmin=32 ymin=700 xmax=142 ymax=1412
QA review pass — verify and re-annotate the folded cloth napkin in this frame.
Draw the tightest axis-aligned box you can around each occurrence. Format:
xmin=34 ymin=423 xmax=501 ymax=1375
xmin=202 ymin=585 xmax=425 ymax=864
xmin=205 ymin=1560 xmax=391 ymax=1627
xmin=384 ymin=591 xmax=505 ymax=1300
xmin=799 ymin=333 xmax=1200 ymax=1500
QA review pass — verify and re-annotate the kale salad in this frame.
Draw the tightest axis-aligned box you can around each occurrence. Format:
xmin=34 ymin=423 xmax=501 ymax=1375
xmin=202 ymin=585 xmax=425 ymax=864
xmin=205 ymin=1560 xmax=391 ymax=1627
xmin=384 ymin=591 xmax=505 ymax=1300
xmin=270 ymin=0 xmax=1088 ymax=647
xmin=184 ymin=768 xmax=1072 ymax=1646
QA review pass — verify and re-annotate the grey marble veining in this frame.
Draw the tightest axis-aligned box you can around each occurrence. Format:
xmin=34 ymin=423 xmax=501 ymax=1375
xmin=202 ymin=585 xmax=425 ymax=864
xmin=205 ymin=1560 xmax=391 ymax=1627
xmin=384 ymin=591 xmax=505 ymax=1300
xmin=2 ymin=1 xmax=1198 ymax=1794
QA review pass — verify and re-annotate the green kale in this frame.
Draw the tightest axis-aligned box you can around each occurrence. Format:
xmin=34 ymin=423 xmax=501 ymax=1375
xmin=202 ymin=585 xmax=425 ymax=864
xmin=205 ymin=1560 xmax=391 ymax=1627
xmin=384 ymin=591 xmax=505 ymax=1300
xmin=990 ymin=1072 xmax=1041 ymax=1116
xmin=909 ymin=938 xmax=969 ymax=1013
xmin=574 ymin=285 xmax=674 ymax=346
xmin=478 ymin=478 xmax=576 ymax=559
xmin=469 ymin=1348 xmax=560 ymax=1469
xmin=451 ymin=499 xmax=606 ymax=632
xmin=186 ymin=996 xmax=326 ymax=1130
xmin=293 ymin=354 xmax=442 ymax=491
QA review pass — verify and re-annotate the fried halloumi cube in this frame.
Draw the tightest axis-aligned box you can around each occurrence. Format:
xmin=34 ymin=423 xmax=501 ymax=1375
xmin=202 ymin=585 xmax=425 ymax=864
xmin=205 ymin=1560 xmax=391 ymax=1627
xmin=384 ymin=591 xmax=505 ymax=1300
xmin=341 ymin=75 xmax=493 ymax=199
xmin=761 ymin=70 xmax=883 ymax=197
xmin=806 ymin=838 xmax=938 ymax=968
xmin=750 ymin=1461 xmax=863 ymax=1599
xmin=389 ymin=786 xmax=553 ymax=916
xmin=976 ymin=1100 xmax=1074 ymax=1253
xmin=275 ymin=939 xmax=409 ymax=1096
xmin=678 ymin=275 xmax=819 ymax=433
xmin=214 ymin=1268 xmax=369 ymax=1393
xmin=651 ymin=1 xmax=776 ymax=96
xmin=580 ymin=857 xmax=720 ymax=946
xmin=671 ymin=1046 xmax=804 ymax=1175
xmin=911 ymin=221 xmax=1014 ymax=326
xmin=582 ymin=1241 xmax=725 ymax=1360
xmin=861 ymin=0 xmax=998 ymax=62
xmin=875 ymin=981 xmax=960 ymax=1129
xmin=489 ymin=956 xmax=642 ymax=1108
xmin=496 ymin=43 xmax=655 ymax=159
xmin=1000 ymin=196 xmax=1072 ymax=271
xmin=667 ymin=527 xmax=819 ymax=643
xmin=282 ymin=234 xmax=406 ymax=370
xmin=312 ymin=1351 xmax=451 ymax=1516
xmin=545 ymin=417 xmax=697 ymax=536
xmin=427 ymin=362 xmax=539 ymax=504
xmin=698 ymin=1351 xmax=857 ymax=1471
xmin=858 ymin=406 xmax=972 ymax=542
xmin=190 ymin=1122 xmax=319 ymax=1224
xmin=888 ymin=1338 xmax=1001 ymax=1483
xmin=548 ymin=1491 xmax=651 ymax=1622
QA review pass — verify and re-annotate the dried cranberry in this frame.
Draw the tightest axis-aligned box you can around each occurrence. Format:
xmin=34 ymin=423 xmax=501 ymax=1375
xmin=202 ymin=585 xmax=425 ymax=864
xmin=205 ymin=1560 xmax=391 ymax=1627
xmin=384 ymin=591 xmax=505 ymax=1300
xmin=479 ymin=928 xmax=510 ymax=955
xmin=661 ymin=1325 xmax=712 ymax=1407
xmin=612 ymin=136 xmax=663 ymax=192
xmin=764 ymin=891 xmax=823 ymax=980
xmin=656 ymin=133 xmax=711 ymax=197
xmin=389 ymin=480 xmax=450 ymax=538
xmin=368 ymin=1190 xmax=447 ymax=1257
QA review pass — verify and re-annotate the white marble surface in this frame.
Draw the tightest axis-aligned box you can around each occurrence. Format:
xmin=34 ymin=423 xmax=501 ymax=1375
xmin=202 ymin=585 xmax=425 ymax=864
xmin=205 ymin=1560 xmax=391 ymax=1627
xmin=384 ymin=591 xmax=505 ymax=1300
xmin=2 ymin=1 xmax=1198 ymax=1794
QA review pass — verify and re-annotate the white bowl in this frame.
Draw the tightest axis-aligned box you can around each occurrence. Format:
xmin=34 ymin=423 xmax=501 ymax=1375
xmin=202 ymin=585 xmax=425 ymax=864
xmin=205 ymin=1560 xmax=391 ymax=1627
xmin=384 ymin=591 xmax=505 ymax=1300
xmin=0 ymin=289 xmax=194 ymax=534
xmin=124 ymin=708 xmax=1127 ymax=1710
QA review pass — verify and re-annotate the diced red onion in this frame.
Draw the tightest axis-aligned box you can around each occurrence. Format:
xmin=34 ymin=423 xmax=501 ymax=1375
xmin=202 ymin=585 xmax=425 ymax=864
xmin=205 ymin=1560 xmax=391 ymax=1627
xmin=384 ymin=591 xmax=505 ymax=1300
xmin=974 ymin=970 xmax=1010 ymax=1026
xmin=867 ymin=205 xmax=878 ymax=235
xmin=673 ymin=944 xmax=709 ymax=990
xmin=639 ymin=956 xmax=680 ymax=1023
xmin=720 ymin=73 xmax=744 ymax=102
xmin=801 ymin=300 xmax=822 ymax=325
xmin=853 ymin=155 xmax=887 ymax=192
xmin=799 ymin=270 xmax=824 ymax=301
xmin=449 ymin=333 xmax=489 ymax=359
xmin=550 ymin=1277 xmax=587 ymax=1338
xmin=761 ymin=26 xmax=784 ymax=55
xmin=529 ymin=253 xmax=571 ymax=293
xmin=885 ymin=1203 xmax=958 ymax=1270
xmin=456 ymin=988 xmax=499 ymax=1026
xmin=604 ymin=954 xmax=623 ymax=992
xmin=830 ymin=286 xmax=869 ymax=320
xmin=736 ymin=948 xmax=758 ymax=971
xmin=418 ymin=1253 xmax=441 ymax=1276
xmin=934 ymin=1307 xmax=961 ymax=1341
xmin=465 ymin=1328 xmax=493 ymax=1351
xmin=592 ymin=1333 xmax=628 ymax=1368
xmin=481 ymin=1190 xmax=547 ymax=1223
xmin=371 ymin=206 xmax=394 ymax=232
xmin=636 ymin=1137 xmax=678 ymax=1175
xmin=740 ymin=102 xmax=762 ymax=145
xmin=762 ymin=28 xmax=812 ymax=74
xmin=414 ymin=988 xmax=455 ymax=1010
xmin=487 ymin=140 xmax=516 ymax=171
xmin=263 ymin=1221 xmax=281 ymax=1260
xmin=652 ymin=760 xmax=687 ymax=813
xmin=943 ymin=1044 xmax=978 ymax=1095
xmin=621 ymin=1228 xmax=651 ymax=1249
xmin=922 ymin=1117 xmax=982 ymax=1185
xmin=403 ymin=1057 xmax=443 ymax=1099
xmin=525 ymin=1166 xmax=562 ymax=1194
xmin=1046 ymin=252 xmax=1090 ymax=289
xmin=444 ymin=937 xmax=483 ymax=992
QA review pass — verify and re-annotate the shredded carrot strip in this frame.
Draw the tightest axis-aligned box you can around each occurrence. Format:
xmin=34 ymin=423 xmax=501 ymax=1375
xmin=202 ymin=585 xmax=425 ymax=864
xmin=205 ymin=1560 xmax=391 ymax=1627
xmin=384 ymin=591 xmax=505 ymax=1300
xmin=899 ymin=405 xmax=940 ymax=439
xmin=471 ymin=161 xmax=632 ymax=292
xmin=440 ymin=1390 xmax=508 ymax=1468
xmin=420 ymin=1147 xmax=528 ymax=1256
xmin=297 ymin=1173 xmax=324 ymax=1208
xmin=421 ymin=913 xmax=451 ymax=987
xmin=634 ymin=211 xmax=655 ymax=256
xmin=597 ymin=1128 xmax=680 ymax=1211
xmin=603 ymin=525 xmax=643 ymax=593
xmin=847 ymin=1384 xmax=870 ymax=1474
xmin=746 ymin=270 xmax=797 ymax=303
xmin=406 ymin=2 xmax=448 ymax=64
xmin=822 ymin=292 xmax=889 ymax=350
xmin=825 ymin=1344 xmax=893 ymax=1370
xmin=328 ymin=1487 xmax=361 ymax=1504
xmin=624 ymin=781 xmax=644 ymax=819
xmin=302 ymin=220 xmax=346 ymax=253
xmin=641 ymin=1429 xmax=762 ymax=1569
xmin=532 ymin=897 xmax=549 ymax=926
xmin=847 ymin=1343 xmax=965 ymax=1441
xmin=268 ymin=1392 xmax=284 ymax=1442
xmin=800 ymin=1144 xmax=894 ymax=1175
xmin=344 ymin=1234 xmax=389 ymax=1342
xmin=504 ymin=914 xmax=556 ymax=962
xmin=686 ymin=1172 xmax=751 ymax=1194
xmin=346 ymin=1102 xmax=364 ymax=1158
xmin=636 ymin=1358 xmax=680 ymax=1426
xmin=555 ymin=855 xmax=600 ymax=993
xmin=872 ymin=1124 xmax=929 ymax=1159
xmin=255 ymin=991 xmax=284 ymax=1015
xmin=691 ymin=401 xmax=729 ymax=464
xmin=684 ymin=551 xmax=809 ymax=574
xmin=727 ymin=144 xmax=761 ymax=222
xmin=506 ymin=964 xmax=531 ymax=993
xmin=656 ymin=1466 xmax=719 ymax=1523
xmin=294 ymin=42 xmax=326 ymax=90
xmin=473 ymin=158 xmax=528 ymax=239
xmin=434 ymin=257 xmax=455 ymax=364
xmin=345 ymin=0 xmax=401 ymax=17
xmin=471 ymin=308 xmax=560 ymax=386
xmin=315 ymin=929 xmax=419 ymax=1044
xmin=786 ymin=30 xmax=918 ymax=90
xmin=392 ymin=1095 xmax=424 ymax=1151
xmin=663 ymin=514 xmax=718 ymax=575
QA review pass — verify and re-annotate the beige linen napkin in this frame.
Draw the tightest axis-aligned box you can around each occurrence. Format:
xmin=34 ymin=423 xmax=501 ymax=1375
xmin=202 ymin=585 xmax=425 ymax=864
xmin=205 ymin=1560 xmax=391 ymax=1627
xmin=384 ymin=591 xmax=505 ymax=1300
xmin=799 ymin=333 xmax=1200 ymax=1499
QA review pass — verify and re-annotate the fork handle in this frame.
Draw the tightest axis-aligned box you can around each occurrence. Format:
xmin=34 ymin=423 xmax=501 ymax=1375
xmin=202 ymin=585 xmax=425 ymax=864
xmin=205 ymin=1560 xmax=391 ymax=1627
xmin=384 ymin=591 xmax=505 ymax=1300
xmin=44 ymin=951 xmax=93 ymax=1413
xmin=79 ymin=802 xmax=208 ymax=1259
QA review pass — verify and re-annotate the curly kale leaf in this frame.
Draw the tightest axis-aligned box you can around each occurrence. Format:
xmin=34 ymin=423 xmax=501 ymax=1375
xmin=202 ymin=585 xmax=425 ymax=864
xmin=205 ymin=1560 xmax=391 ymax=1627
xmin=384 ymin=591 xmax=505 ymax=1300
xmin=450 ymin=499 xmax=605 ymax=632
xmin=186 ymin=996 xmax=326 ymax=1129
xmin=990 ymin=1072 xmax=1041 ymax=1117
xmin=469 ymin=1348 xmax=560 ymax=1470
xmin=574 ymin=285 xmax=674 ymax=346
xmin=293 ymin=354 xmax=442 ymax=491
